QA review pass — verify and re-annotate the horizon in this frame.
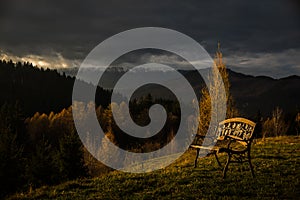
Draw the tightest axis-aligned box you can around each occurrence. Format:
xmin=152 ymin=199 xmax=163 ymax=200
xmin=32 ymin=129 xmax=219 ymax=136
xmin=1 ymin=49 xmax=299 ymax=79
xmin=0 ymin=0 xmax=299 ymax=79
xmin=2 ymin=58 xmax=300 ymax=80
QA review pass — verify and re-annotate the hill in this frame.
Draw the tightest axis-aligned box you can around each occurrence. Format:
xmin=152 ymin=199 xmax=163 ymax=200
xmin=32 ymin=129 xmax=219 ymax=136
xmin=0 ymin=60 xmax=112 ymax=116
xmin=62 ymin=67 xmax=300 ymax=117
xmin=1 ymin=59 xmax=300 ymax=118
xmin=228 ymin=70 xmax=300 ymax=116
xmin=8 ymin=136 xmax=300 ymax=199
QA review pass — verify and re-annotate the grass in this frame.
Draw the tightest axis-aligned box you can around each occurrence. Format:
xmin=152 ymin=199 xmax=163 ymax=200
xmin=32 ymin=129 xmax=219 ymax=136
xmin=9 ymin=136 xmax=300 ymax=199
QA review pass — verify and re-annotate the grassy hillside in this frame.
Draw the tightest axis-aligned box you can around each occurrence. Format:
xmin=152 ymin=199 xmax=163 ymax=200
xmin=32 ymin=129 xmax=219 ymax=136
xmin=9 ymin=136 xmax=300 ymax=199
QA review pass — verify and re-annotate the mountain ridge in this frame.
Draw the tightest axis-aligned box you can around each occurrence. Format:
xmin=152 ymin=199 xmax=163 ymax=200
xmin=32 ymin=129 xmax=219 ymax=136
xmin=1 ymin=60 xmax=299 ymax=118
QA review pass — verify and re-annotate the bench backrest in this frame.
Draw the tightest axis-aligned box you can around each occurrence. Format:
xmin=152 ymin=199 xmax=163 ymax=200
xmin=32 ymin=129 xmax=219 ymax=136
xmin=216 ymin=117 xmax=256 ymax=145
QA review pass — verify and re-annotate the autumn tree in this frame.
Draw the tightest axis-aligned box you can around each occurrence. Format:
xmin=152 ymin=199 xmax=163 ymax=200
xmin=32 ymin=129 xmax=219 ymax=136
xmin=99 ymin=104 xmax=121 ymax=167
xmin=198 ymin=43 xmax=238 ymax=136
xmin=25 ymin=112 xmax=50 ymax=142
xmin=262 ymin=107 xmax=289 ymax=138
xmin=272 ymin=107 xmax=288 ymax=136
xmin=25 ymin=106 xmax=88 ymax=186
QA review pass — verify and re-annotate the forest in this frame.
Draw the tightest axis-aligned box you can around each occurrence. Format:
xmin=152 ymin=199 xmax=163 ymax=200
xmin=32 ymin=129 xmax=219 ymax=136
xmin=0 ymin=57 xmax=300 ymax=198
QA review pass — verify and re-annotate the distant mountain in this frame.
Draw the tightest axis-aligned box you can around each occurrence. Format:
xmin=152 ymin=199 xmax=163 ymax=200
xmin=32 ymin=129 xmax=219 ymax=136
xmin=1 ymin=60 xmax=299 ymax=117
xmin=228 ymin=70 xmax=300 ymax=116
xmin=60 ymin=67 xmax=300 ymax=117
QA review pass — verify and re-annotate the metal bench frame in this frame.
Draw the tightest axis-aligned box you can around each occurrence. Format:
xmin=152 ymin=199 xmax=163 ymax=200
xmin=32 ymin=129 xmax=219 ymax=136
xmin=190 ymin=117 xmax=256 ymax=178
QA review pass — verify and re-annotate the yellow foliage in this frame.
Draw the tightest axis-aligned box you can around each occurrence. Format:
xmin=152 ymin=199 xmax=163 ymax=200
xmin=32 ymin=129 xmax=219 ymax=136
xmin=198 ymin=43 xmax=238 ymax=136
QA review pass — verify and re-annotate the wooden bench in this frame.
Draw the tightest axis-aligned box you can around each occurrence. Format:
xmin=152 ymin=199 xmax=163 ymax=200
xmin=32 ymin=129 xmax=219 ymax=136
xmin=190 ymin=117 xmax=256 ymax=178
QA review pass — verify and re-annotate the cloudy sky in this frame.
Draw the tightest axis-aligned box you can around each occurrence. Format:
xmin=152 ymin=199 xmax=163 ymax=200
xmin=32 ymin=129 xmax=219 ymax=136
xmin=0 ymin=0 xmax=299 ymax=78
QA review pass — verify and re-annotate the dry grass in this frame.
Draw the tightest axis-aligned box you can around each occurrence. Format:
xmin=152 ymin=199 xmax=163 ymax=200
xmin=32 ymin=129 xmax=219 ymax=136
xmin=9 ymin=136 xmax=300 ymax=199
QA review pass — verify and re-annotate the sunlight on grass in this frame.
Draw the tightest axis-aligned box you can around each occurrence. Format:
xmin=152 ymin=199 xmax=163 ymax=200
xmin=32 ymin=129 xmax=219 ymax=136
xmin=9 ymin=136 xmax=300 ymax=199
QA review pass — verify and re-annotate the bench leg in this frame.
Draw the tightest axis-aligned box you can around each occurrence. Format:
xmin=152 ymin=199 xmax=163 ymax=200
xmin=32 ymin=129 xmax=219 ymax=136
xmin=247 ymin=150 xmax=255 ymax=178
xmin=194 ymin=148 xmax=200 ymax=168
xmin=223 ymin=153 xmax=231 ymax=179
xmin=214 ymin=152 xmax=222 ymax=168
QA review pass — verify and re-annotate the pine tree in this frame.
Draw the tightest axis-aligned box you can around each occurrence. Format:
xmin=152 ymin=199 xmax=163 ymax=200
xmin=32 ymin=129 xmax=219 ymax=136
xmin=26 ymin=136 xmax=58 ymax=186
xmin=0 ymin=128 xmax=24 ymax=197
xmin=0 ymin=102 xmax=25 ymax=197
xmin=56 ymin=131 xmax=87 ymax=181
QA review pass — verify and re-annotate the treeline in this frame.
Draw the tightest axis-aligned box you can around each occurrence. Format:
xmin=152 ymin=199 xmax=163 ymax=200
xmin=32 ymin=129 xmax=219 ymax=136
xmin=2 ymin=100 xmax=298 ymax=197
xmin=257 ymin=107 xmax=300 ymax=138
xmin=0 ymin=59 xmax=182 ymax=197
xmin=0 ymin=95 xmax=180 ymax=197
xmin=0 ymin=103 xmax=87 ymax=198
xmin=0 ymin=60 xmax=112 ymax=116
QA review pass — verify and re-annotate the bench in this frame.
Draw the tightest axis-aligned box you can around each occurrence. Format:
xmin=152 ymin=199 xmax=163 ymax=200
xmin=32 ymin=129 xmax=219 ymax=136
xmin=190 ymin=117 xmax=256 ymax=178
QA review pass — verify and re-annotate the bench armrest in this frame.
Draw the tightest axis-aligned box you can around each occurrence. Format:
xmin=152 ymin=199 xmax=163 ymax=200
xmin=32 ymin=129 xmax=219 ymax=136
xmin=225 ymin=135 xmax=249 ymax=142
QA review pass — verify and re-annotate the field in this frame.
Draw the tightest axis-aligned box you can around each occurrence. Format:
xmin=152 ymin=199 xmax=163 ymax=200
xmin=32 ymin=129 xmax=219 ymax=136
xmin=9 ymin=136 xmax=300 ymax=199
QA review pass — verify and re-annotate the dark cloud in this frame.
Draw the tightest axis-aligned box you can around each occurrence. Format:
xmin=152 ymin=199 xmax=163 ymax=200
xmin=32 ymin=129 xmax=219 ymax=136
xmin=0 ymin=0 xmax=299 ymax=77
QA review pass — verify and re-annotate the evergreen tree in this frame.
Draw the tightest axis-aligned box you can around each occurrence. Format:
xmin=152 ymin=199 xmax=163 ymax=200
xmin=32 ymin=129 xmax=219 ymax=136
xmin=0 ymin=129 xmax=24 ymax=197
xmin=295 ymin=112 xmax=300 ymax=135
xmin=56 ymin=131 xmax=87 ymax=181
xmin=0 ymin=102 xmax=25 ymax=197
xmin=26 ymin=137 xmax=59 ymax=186
xmin=253 ymin=110 xmax=263 ymax=138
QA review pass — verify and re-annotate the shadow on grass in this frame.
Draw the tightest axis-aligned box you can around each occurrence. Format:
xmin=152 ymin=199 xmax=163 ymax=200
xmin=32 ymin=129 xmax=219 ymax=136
xmin=255 ymin=155 xmax=287 ymax=160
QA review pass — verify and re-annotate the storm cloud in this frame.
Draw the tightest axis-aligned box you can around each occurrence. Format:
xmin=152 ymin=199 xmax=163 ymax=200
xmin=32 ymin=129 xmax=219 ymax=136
xmin=0 ymin=0 xmax=299 ymax=78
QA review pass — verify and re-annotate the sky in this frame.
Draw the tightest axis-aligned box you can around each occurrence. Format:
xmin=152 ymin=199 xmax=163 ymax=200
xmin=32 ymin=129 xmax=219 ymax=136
xmin=0 ymin=0 xmax=299 ymax=78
